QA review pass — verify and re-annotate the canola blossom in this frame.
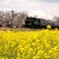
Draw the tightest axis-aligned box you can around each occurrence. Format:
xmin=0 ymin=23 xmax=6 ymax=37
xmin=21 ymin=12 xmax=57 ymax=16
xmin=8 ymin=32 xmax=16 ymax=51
xmin=0 ymin=29 xmax=59 ymax=59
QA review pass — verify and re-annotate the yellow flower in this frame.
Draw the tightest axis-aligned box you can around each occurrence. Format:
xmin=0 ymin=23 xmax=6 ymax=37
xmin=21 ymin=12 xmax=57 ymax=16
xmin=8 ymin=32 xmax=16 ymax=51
xmin=37 ymin=50 xmax=44 ymax=56
xmin=0 ymin=29 xmax=59 ymax=59
xmin=33 ymin=56 xmax=39 ymax=59
xmin=47 ymin=25 xmax=51 ymax=29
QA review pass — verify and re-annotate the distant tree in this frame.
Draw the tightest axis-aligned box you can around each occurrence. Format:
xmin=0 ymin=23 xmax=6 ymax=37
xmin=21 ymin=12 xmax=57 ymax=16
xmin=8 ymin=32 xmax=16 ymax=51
xmin=3 ymin=10 xmax=18 ymax=28
xmin=0 ymin=10 xmax=28 ymax=28
xmin=0 ymin=11 xmax=6 ymax=27
xmin=13 ymin=11 xmax=28 ymax=28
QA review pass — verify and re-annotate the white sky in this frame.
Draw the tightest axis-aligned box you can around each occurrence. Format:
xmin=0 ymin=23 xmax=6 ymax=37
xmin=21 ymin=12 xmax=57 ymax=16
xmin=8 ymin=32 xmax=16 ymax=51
xmin=0 ymin=0 xmax=59 ymax=19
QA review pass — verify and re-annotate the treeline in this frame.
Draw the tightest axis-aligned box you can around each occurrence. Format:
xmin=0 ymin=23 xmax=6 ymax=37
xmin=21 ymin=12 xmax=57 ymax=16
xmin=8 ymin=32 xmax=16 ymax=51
xmin=0 ymin=10 xmax=28 ymax=28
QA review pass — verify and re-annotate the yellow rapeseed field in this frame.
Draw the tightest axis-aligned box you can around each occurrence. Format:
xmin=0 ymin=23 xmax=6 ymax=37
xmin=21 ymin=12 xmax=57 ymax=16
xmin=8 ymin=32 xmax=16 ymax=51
xmin=0 ymin=29 xmax=59 ymax=59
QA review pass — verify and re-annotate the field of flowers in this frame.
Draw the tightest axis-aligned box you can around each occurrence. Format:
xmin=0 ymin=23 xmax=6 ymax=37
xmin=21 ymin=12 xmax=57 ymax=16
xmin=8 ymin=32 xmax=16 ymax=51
xmin=0 ymin=29 xmax=59 ymax=59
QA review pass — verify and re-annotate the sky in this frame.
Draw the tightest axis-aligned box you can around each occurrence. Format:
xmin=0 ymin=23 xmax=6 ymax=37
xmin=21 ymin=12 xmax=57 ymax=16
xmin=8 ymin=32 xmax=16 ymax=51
xmin=0 ymin=0 xmax=59 ymax=19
